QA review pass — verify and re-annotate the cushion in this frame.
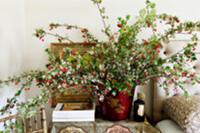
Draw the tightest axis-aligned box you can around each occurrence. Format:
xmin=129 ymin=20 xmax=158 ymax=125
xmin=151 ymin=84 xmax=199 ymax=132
xmin=163 ymin=95 xmax=200 ymax=133
xmin=156 ymin=119 xmax=184 ymax=133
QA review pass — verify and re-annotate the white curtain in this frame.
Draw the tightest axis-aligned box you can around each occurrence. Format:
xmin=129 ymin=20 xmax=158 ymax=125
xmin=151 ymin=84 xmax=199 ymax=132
xmin=0 ymin=0 xmax=25 ymax=129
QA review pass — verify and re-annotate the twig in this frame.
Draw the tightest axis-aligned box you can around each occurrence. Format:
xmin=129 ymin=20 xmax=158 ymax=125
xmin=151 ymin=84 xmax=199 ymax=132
xmin=96 ymin=3 xmax=108 ymax=34
xmin=46 ymin=32 xmax=75 ymax=44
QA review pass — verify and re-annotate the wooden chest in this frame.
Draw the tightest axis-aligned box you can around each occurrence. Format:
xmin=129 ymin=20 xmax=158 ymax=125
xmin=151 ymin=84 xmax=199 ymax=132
xmin=49 ymin=42 xmax=95 ymax=107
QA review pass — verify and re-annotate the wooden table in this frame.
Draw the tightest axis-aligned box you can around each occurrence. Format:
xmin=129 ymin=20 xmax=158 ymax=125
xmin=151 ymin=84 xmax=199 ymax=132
xmin=51 ymin=119 xmax=160 ymax=133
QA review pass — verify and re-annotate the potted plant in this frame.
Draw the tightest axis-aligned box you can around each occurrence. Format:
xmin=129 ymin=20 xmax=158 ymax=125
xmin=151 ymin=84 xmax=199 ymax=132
xmin=1 ymin=0 xmax=200 ymax=122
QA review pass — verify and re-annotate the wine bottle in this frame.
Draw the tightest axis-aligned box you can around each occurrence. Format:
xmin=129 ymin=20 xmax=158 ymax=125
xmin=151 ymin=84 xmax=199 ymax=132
xmin=133 ymin=92 xmax=145 ymax=122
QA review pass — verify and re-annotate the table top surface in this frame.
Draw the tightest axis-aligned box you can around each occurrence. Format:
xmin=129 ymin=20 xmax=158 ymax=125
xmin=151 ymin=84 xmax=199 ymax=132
xmin=53 ymin=118 xmax=160 ymax=133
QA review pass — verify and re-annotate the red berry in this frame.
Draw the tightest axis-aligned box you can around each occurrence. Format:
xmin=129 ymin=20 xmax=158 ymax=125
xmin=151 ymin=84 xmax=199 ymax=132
xmin=141 ymin=55 xmax=145 ymax=59
xmin=60 ymin=68 xmax=68 ymax=73
xmin=143 ymin=40 xmax=148 ymax=45
xmin=48 ymin=66 xmax=53 ymax=70
xmin=81 ymin=28 xmax=88 ymax=33
xmin=65 ymin=83 xmax=69 ymax=88
xmin=25 ymin=88 xmax=30 ymax=91
xmin=146 ymin=22 xmax=151 ymax=27
xmin=175 ymin=18 xmax=180 ymax=23
xmin=154 ymin=43 xmax=161 ymax=50
xmin=182 ymin=72 xmax=188 ymax=77
xmin=10 ymin=104 xmax=15 ymax=109
xmin=117 ymin=24 xmax=122 ymax=28
xmin=70 ymin=51 xmax=76 ymax=55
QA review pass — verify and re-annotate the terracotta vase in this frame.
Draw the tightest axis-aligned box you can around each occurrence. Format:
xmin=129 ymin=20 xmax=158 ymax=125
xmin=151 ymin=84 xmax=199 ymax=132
xmin=100 ymin=90 xmax=134 ymax=121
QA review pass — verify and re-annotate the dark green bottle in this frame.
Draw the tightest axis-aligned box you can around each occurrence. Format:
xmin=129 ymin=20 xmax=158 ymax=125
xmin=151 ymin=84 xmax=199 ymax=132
xmin=133 ymin=92 xmax=145 ymax=122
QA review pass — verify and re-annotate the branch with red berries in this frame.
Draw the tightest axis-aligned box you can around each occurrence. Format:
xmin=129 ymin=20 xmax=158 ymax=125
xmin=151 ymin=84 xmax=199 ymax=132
xmin=0 ymin=70 xmax=45 ymax=115
xmin=2 ymin=0 xmax=200 ymax=120
xmin=34 ymin=23 xmax=99 ymax=44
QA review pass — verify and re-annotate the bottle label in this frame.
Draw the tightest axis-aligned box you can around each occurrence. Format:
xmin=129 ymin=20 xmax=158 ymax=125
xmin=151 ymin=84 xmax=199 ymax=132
xmin=137 ymin=105 xmax=144 ymax=116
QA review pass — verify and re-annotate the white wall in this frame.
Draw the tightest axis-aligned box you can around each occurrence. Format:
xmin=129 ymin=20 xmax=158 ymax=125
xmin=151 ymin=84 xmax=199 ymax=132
xmin=0 ymin=0 xmax=25 ymax=130
xmin=24 ymin=0 xmax=200 ymax=69
xmin=0 ymin=0 xmax=26 ymax=108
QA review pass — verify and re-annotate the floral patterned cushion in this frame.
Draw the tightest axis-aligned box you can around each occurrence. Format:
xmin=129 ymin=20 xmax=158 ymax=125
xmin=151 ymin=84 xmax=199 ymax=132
xmin=163 ymin=95 xmax=200 ymax=133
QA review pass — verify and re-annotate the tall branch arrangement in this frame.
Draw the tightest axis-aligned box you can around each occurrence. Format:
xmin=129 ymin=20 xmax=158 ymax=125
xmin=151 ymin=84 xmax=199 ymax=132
xmin=1 ymin=0 xmax=200 ymax=121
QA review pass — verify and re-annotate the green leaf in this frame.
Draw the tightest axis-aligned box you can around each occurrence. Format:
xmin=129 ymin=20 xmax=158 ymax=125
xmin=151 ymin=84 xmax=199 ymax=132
xmin=191 ymin=53 xmax=197 ymax=61
xmin=139 ymin=9 xmax=146 ymax=17
xmin=150 ymin=3 xmax=156 ymax=8
xmin=184 ymin=91 xmax=189 ymax=97
xmin=157 ymin=58 xmax=165 ymax=65
xmin=118 ymin=87 xmax=122 ymax=91
xmin=15 ymin=90 xmax=22 ymax=97
xmin=126 ymin=15 xmax=131 ymax=20
xmin=28 ymin=110 xmax=37 ymax=117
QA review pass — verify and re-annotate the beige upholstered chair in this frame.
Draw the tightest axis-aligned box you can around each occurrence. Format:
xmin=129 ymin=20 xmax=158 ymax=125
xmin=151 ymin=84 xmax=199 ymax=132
xmin=0 ymin=108 xmax=47 ymax=133
xmin=153 ymin=40 xmax=200 ymax=122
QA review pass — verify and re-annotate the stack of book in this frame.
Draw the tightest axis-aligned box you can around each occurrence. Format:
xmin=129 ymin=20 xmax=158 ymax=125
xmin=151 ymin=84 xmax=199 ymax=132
xmin=52 ymin=100 xmax=95 ymax=122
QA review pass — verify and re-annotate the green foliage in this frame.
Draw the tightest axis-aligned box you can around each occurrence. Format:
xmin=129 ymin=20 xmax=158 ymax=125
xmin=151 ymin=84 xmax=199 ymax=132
xmin=0 ymin=120 xmax=24 ymax=133
xmin=91 ymin=0 xmax=103 ymax=4
xmin=1 ymin=0 xmax=200 ymax=121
